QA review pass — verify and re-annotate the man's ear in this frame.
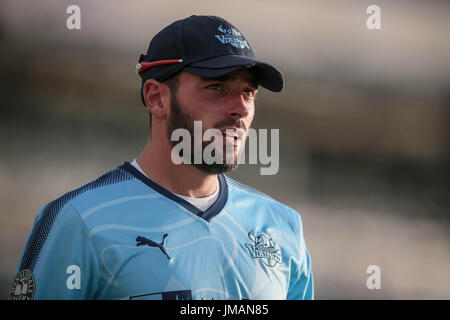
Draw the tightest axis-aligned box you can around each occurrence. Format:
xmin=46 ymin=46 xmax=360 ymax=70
xmin=143 ymin=79 xmax=171 ymax=119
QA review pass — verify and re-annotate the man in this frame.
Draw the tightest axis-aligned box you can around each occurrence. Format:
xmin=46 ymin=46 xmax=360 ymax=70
xmin=10 ymin=15 xmax=313 ymax=300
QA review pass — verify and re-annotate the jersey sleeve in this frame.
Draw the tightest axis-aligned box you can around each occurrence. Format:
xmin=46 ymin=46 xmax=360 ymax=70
xmin=11 ymin=202 xmax=100 ymax=300
xmin=286 ymin=213 xmax=314 ymax=300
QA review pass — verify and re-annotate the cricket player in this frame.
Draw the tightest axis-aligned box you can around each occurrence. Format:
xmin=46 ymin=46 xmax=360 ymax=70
xmin=10 ymin=15 xmax=313 ymax=300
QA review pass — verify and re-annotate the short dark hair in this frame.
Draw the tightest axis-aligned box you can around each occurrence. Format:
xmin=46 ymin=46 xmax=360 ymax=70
xmin=163 ymin=72 xmax=181 ymax=94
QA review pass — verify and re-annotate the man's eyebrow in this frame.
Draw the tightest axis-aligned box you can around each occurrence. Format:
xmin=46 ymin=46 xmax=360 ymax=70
xmin=200 ymin=73 xmax=259 ymax=89
xmin=243 ymin=75 xmax=259 ymax=89
xmin=200 ymin=74 xmax=236 ymax=82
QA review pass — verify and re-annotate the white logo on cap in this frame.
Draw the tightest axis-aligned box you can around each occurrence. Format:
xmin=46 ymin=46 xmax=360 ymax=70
xmin=215 ymin=25 xmax=250 ymax=50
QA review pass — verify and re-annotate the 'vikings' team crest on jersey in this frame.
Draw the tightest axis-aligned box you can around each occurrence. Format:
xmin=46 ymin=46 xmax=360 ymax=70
xmin=245 ymin=230 xmax=282 ymax=267
xmin=11 ymin=162 xmax=313 ymax=300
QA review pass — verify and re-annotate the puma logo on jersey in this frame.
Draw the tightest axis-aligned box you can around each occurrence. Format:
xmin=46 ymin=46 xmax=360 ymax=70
xmin=136 ymin=234 xmax=171 ymax=260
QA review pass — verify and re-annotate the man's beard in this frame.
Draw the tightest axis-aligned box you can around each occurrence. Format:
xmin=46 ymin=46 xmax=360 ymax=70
xmin=167 ymin=92 xmax=243 ymax=174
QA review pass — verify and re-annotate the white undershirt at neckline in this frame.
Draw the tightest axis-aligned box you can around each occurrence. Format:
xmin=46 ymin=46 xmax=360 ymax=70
xmin=130 ymin=159 xmax=220 ymax=211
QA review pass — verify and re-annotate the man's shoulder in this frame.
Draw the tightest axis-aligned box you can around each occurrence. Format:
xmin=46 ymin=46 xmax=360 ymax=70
xmin=39 ymin=164 xmax=137 ymax=218
xmin=224 ymin=175 xmax=274 ymax=201
xmin=224 ymin=175 xmax=300 ymax=218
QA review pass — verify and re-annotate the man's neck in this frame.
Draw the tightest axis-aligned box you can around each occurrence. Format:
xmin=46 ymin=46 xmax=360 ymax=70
xmin=136 ymin=135 xmax=218 ymax=198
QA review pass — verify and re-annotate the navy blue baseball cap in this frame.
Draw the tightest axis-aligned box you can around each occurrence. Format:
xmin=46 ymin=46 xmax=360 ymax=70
xmin=137 ymin=15 xmax=284 ymax=106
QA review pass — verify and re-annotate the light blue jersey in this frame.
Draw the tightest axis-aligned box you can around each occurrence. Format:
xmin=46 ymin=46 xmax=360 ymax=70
xmin=10 ymin=162 xmax=313 ymax=300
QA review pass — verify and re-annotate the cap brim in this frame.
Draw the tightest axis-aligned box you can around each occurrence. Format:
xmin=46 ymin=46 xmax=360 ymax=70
xmin=184 ymin=55 xmax=284 ymax=92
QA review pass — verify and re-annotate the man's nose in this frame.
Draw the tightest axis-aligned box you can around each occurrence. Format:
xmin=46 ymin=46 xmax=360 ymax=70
xmin=226 ymin=92 xmax=251 ymax=120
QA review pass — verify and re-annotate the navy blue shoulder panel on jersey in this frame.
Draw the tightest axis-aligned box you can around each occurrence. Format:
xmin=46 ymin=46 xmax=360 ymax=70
xmin=19 ymin=166 xmax=134 ymax=272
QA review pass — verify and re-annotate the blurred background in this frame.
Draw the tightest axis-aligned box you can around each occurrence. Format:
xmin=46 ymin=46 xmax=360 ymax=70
xmin=0 ymin=0 xmax=448 ymax=299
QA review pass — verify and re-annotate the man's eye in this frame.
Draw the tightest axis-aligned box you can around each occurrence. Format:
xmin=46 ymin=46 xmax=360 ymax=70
xmin=206 ymin=83 xmax=223 ymax=90
xmin=243 ymin=88 xmax=257 ymax=97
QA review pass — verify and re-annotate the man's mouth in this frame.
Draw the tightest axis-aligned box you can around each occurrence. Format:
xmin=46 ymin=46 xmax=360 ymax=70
xmin=219 ymin=128 xmax=245 ymax=146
